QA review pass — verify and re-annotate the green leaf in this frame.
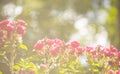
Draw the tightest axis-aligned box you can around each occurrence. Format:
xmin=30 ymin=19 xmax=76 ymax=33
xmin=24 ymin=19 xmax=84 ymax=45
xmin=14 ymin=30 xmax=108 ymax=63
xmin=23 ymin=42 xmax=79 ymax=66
xmin=93 ymin=69 xmax=99 ymax=73
xmin=0 ymin=51 xmax=6 ymax=56
xmin=19 ymin=44 xmax=28 ymax=50
xmin=13 ymin=65 xmax=20 ymax=70
xmin=59 ymin=69 xmax=67 ymax=74
xmin=3 ymin=44 xmax=8 ymax=48
xmin=0 ymin=71 xmax=3 ymax=74
xmin=93 ymin=63 xmax=100 ymax=67
xmin=25 ymin=62 xmax=36 ymax=69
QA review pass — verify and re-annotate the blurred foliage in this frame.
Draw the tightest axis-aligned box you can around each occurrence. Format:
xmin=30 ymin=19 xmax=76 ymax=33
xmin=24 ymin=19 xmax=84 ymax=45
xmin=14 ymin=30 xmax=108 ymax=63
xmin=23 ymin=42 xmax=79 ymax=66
xmin=105 ymin=0 xmax=120 ymax=49
xmin=106 ymin=7 xmax=119 ymax=48
xmin=0 ymin=0 xmax=120 ymax=74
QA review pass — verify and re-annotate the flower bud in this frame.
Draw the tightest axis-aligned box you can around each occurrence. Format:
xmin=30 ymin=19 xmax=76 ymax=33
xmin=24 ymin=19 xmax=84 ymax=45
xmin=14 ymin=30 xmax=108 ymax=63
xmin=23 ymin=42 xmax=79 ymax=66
xmin=17 ymin=20 xmax=27 ymax=26
xmin=6 ymin=24 xmax=15 ymax=31
xmin=0 ymin=20 xmax=9 ymax=27
xmin=108 ymin=69 xmax=114 ymax=74
xmin=71 ymin=41 xmax=80 ymax=48
xmin=34 ymin=40 xmax=44 ymax=51
xmin=40 ymin=64 xmax=48 ymax=70
xmin=116 ymin=69 xmax=120 ymax=74
xmin=16 ymin=25 xmax=26 ymax=35
xmin=50 ymin=46 xmax=60 ymax=57
xmin=19 ymin=68 xmax=25 ymax=74
xmin=30 ymin=70 xmax=35 ymax=74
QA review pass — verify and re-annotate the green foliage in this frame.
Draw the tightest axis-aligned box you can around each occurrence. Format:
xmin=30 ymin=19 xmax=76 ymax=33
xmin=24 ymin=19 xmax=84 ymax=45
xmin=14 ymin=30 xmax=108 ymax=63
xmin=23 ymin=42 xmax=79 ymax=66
xmin=13 ymin=65 xmax=20 ymax=70
xmin=0 ymin=71 xmax=2 ymax=74
xmin=0 ymin=0 xmax=120 ymax=74
xmin=13 ymin=57 xmax=38 ymax=74
xmin=106 ymin=6 xmax=119 ymax=49
xmin=18 ymin=43 xmax=28 ymax=50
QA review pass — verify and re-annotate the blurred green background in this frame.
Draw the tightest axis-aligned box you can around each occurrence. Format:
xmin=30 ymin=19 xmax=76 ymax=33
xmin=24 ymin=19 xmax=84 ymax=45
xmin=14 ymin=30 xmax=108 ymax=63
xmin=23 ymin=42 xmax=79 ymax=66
xmin=0 ymin=0 xmax=120 ymax=73
xmin=0 ymin=0 xmax=120 ymax=48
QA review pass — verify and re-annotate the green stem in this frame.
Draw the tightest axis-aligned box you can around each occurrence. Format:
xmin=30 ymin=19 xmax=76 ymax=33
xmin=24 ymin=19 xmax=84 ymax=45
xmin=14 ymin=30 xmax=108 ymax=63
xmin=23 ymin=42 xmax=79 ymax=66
xmin=10 ymin=49 xmax=15 ymax=74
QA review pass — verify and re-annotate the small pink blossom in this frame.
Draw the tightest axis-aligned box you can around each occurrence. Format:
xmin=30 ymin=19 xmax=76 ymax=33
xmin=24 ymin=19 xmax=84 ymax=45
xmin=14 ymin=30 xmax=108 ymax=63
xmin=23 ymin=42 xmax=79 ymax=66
xmin=116 ymin=69 xmax=120 ymax=74
xmin=50 ymin=46 xmax=60 ymax=57
xmin=17 ymin=20 xmax=27 ymax=26
xmin=86 ymin=46 xmax=94 ymax=52
xmin=46 ymin=39 xmax=54 ymax=45
xmin=6 ymin=24 xmax=15 ymax=31
xmin=19 ymin=68 xmax=25 ymax=74
xmin=0 ymin=20 xmax=9 ymax=27
xmin=108 ymin=61 xmax=114 ymax=66
xmin=54 ymin=39 xmax=63 ymax=46
xmin=68 ymin=49 xmax=75 ymax=54
xmin=118 ymin=51 xmax=120 ymax=58
xmin=29 ymin=70 xmax=35 ymax=74
xmin=70 ymin=41 xmax=80 ymax=48
xmin=90 ymin=49 xmax=96 ymax=55
xmin=76 ymin=46 xmax=84 ymax=55
xmin=110 ymin=45 xmax=118 ymax=52
xmin=103 ymin=48 xmax=112 ymax=57
xmin=34 ymin=40 xmax=44 ymax=51
xmin=108 ymin=69 xmax=114 ymax=74
xmin=40 ymin=64 xmax=48 ymax=70
xmin=16 ymin=25 xmax=26 ymax=35
xmin=114 ymin=61 xmax=120 ymax=66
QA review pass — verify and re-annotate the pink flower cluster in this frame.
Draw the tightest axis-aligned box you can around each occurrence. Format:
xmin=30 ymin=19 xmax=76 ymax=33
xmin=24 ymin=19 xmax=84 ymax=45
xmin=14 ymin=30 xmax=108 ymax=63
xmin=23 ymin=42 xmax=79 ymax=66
xmin=33 ymin=38 xmax=120 ymax=73
xmin=33 ymin=39 xmax=63 ymax=57
xmin=33 ymin=39 xmax=85 ymax=57
xmin=33 ymin=39 xmax=120 ymax=58
xmin=0 ymin=19 xmax=27 ymax=48
xmin=108 ymin=69 xmax=120 ymax=74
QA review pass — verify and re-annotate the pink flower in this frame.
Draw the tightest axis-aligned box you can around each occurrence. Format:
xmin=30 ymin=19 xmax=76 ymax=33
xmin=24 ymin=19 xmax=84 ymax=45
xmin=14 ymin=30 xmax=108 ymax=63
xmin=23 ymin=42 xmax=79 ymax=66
xmin=118 ymin=51 xmax=120 ymax=58
xmin=68 ymin=49 xmax=75 ymax=54
xmin=0 ymin=43 xmax=2 ymax=48
xmin=17 ymin=20 xmax=27 ymax=26
xmin=40 ymin=64 xmax=48 ymax=70
xmin=54 ymin=39 xmax=63 ymax=46
xmin=90 ymin=49 xmax=96 ymax=55
xmin=29 ymin=70 xmax=35 ymax=74
xmin=86 ymin=46 xmax=94 ymax=52
xmin=70 ymin=41 xmax=80 ymax=48
xmin=19 ymin=68 xmax=25 ymax=74
xmin=110 ymin=45 xmax=118 ymax=52
xmin=76 ymin=46 xmax=84 ymax=54
xmin=116 ymin=69 xmax=120 ymax=74
xmin=0 ymin=20 xmax=9 ymax=27
xmin=6 ymin=23 xmax=15 ymax=31
xmin=50 ymin=46 xmax=60 ymax=57
xmin=34 ymin=40 xmax=44 ymax=51
xmin=108 ymin=61 xmax=114 ymax=66
xmin=0 ymin=20 xmax=10 ymax=30
xmin=108 ymin=69 xmax=114 ymax=74
xmin=114 ymin=61 xmax=120 ymax=66
xmin=102 ymin=48 xmax=112 ymax=57
xmin=16 ymin=25 xmax=26 ymax=35
xmin=46 ymin=39 xmax=54 ymax=45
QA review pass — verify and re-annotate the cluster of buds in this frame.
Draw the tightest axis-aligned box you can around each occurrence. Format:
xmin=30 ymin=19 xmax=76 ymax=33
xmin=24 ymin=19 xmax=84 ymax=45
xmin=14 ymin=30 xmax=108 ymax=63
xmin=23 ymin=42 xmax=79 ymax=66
xmin=0 ymin=19 xmax=27 ymax=48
